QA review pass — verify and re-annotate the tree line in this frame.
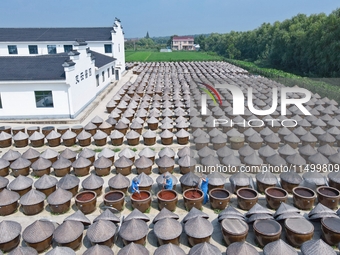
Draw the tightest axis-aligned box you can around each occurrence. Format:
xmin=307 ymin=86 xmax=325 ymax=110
xmin=195 ymin=9 xmax=340 ymax=78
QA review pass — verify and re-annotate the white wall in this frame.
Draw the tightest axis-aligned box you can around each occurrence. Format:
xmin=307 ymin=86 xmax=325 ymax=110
xmin=111 ymin=20 xmax=126 ymax=77
xmin=0 ymin=81 xmax=70 ymax=119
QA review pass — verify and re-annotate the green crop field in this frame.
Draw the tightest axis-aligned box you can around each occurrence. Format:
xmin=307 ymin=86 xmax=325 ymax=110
xmin=125 ymin=51 xmax=222 ymax=62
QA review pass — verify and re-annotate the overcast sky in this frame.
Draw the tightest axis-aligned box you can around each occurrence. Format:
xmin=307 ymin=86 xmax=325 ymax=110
xmin=0 ymin=0 xmax=338 ymax=38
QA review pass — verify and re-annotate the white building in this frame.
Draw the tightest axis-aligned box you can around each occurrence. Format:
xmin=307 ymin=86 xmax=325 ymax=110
xmin=0 ymin=18 xmax=125 ymax=78
xmin=0 ymin=40 xmax=118 ymax=119
xmin=0 ymin=19 xmax=126 ymax=120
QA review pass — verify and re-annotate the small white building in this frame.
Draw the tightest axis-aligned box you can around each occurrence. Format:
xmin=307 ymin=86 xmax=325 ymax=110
xmin=0 ymin=41 xmax=117 ymax=119
xmin=0 ymin=18 xmax=125 ymax=78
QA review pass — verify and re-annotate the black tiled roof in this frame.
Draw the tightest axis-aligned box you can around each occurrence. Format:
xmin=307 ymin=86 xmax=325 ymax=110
xmin=0 ymin=51 xmax=115 ymax=81
xmin=0 ymin=27 xmax=112 ymax=42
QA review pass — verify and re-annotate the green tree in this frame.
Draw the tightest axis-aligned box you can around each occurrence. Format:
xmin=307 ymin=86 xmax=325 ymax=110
xmin=145 ymin=31 xmax=150 ymax=39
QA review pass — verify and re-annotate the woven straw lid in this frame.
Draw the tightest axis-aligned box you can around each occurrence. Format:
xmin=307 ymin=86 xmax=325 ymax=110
xmin=136 ymin=172 xmax=154 ymax=187
xmin=117 ymin=243 xmax=148 ymax=255
xmin=218 ymin=206 xmax=245 ymax=219
xmin=20 ymin=189 xmax=45 ymax=205
xmin=258 ymin=145 xmax=276 ymax=158
xmin=153 ymin=207 xmax=179 ymax=224
xmin=110 ymin=130 xmax=124 ymax=139
xmin=0 ymin=189 xmax=20 ymax=206
xmin=300 ymin=132 xmax=317 ymax=142
xmin=82 ymin=174 xmax=104 ymax=190
xmin=9 ymin=175 xmax=33 ymax=190
xmin=154 ymin=243 xmax=186 ymax=255
xmin=119 ymin=218 xmax=148 ymax=241
xmin=247 ymin=213 xmax=274 ymax=223
xmin=93 ymin=209 xmax=120 ymax=224
xmin=141 ymin=130 xmax=156 ymax=139
xmin=301 ymin=239 xmax=336 ymax=255
xmin=130 ymin=121 xmax=142 ymax=129
xmin=31 ymin=157 xmax=52 ymax=170
xmin=87 ymin=219 xmax=116 ymax=243
xmin=0 ymin=220 xmax=21 ymax=243
xmin=156 ymin=155 xmax=175 ymax=168
xmin=207 ymin=172 xmax=226 ymax=186
xmin=244 ymin=153 xmax=263 ymax=165
xmin=274 ymin=202 xmax=299 ymax=217
xmin=10 ymin=157 xmax=31 ymax=169
xmin=266 ymin=154 xmax=286 ymax=166
xmin=93 ymin=156 xmax=112 ymax=169
xmin=53 ymin=220 xmax=83 ymax=244
xmin=264 ymin=133 xmax=281 ymax=143
xmin=45 ymin=130 xmax=60 ymax=140
xmin=0 ymin=131 xmax=11 ymax=141
xmin=8 ymin=246 xmax=38 ymax=255
xmin=91 ymin=115 xmax=103 ymax=124
xmin=29 ymin=131 xmax=45 ymax=141
xmin=134 ymin=156 xmax=153 ymax=168
xmin=263 ymin=239 xmax=297 ymax=255
xmin=158 ymin=148 xmax=175 ymax=158
xmin=156 ymin=172 xmax=178 ymax=186
xmin=286 ymin=153 xmax=306 ymax=165
xmin=278 ymin=144 xmax=296 ymax=156
xmin=57 ymin=174 xmax=80 ymax=189
xmin=23 ymin=220 xmax=55 ymax=243
xmin=0 ymin=158 xmax=10 ymax=170
xmin=79 ymin=148 xmax=96 ymax=158
xmin=77 ymin=130 xmax=92 ymax=140
xmin=98 ymin=148 xmax=115 ymax=159
xmin=2 ymin=149 xmax=21 ymax=162
xmin=184 ymin=217 xmax=213 ymax=238
xmin=245 ymin=203 xmax=272 ymax=217
xmin=52 ymin=157 xmax=72 ymax=169
xmin=108 ymin=173 xmax=130 ymax=189
xmin=84 ymin=122 xmax=97 ymax=130
xmin=62 ymin=130 xmax=77 ymax=140
xmin=280 ymin=172 xmax=302 ymax=185
xmin=0 ymin=176 xmax=9 ymax=189
xmin=275 ymin=212 xmax=303 ymax=221
xmin=238 ymin=145 xmax=255 ymax=157
xmin=328 ymin=171 xmax=340 ymax=183
xmin=124 ymin=208 xmax=150 ymax=222
xmin=177 ymin=147 xmax=195 ymax=158
xmin=114 ymin=156 xmax=133 ymax=168
xmin=119 ymin=148 xmax=136 ymax=158
xmin=179 ymin=172 xmax=200 ymax=186
xmin=178 ymin=155 xmax=196 ymax=167
xmin=46 ymin=247 xmax=76 ymax=255
xmin=13 ymin=131 xmax=28 ymax=141
xmin=41 ymin=148 xmax=59 ymax=160
xmin=226 ymin=242 xmax=259 ymax=255
xmin=194 ymin=135 xmax=209 ymax=143
xmin=308 ymin=203 xmax=336 ymax=217
xmin=115 ymin=121 xmax=128 ymax=129
xmin=229 ymin=172 xmax=250 ymax=186
xmin=126 ymin=130 xmax=140 ymax=139
xmin=64 ymin=210 xmax=91 ymax=226
xmin=83 ymin=244 xmax=114 ymax=255
xmin=222 ymin=154 xmax=242 ymax=166
xmin=189 ymin=242 xmax=221 ymax=255
xmin=47 ymin=188 xmax=73 ymax=205
xmin=72 ymin=157 xmax=91 ymax=168
xmin=160 ymin=130 xmax=174 ymax=138
xmin=256 ymin=172 xmax=277 ymax=185
xmin=201 ymin=154 xmax=220 ymax=166
xmin=139 ymin=147 xmax=156 ymax=158
xmin=22 ymin=148 xmax=40 ymax=160
xmin=154 ymin=218 xmax=182 ymax=240
xmin=308 ymin=152 xmax=329 ymax=165
xmin=60 ymin=148 xmax=77 ymax=159
xmin=303 ymin=171 xmax=326 ymax=186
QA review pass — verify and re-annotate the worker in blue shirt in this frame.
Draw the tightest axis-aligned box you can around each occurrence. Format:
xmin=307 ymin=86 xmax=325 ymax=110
xmin=163 ymin=174 xmax=173 ymax=190
xmin=130 ymin=177 xmax=140 ymax=194
xmin=200 ymin=175 xmax=209 ymax=204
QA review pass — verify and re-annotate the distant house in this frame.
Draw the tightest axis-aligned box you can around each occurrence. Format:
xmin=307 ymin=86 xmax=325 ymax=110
xmin=172 ymin=36 xmax=195 ymax=51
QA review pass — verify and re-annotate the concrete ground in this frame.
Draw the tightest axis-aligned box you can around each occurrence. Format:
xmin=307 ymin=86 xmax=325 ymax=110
xmin=0 ymin=68 xmax=334 ymax=255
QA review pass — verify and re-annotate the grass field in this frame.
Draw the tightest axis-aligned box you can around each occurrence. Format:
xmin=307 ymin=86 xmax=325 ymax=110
xmin=125 ymin=51 xmax=222 ymax=62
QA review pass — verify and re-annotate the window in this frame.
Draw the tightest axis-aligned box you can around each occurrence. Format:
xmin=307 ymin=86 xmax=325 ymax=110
xmin=102 ymin=71 xmax=105 ymax=82
xmin=28 ymin=45 xmax=38 ymax=54
xmin=8 ymin=45 xmax=17 ymax=54
xmin=35 ymin=91 xmax=54 ymax=108
xmin=107 ymin=68 xmax=110 ymax=78
xmin=118 ymin=44 xmax=120 ymax=52
xmin=96 ymin=75 xmax=99 ymax=87
xmin=104 ymin=44 xmax=112 ymax=53
xmin=111 ymin=67 xmax=114 ymax=75
xmin=64 ymin=45 xmax=73 ymax=53
xmin=47 ymin=45 xmax=56 ymax=54
xmin=0 ymin=94 xmax=2 ymax=109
